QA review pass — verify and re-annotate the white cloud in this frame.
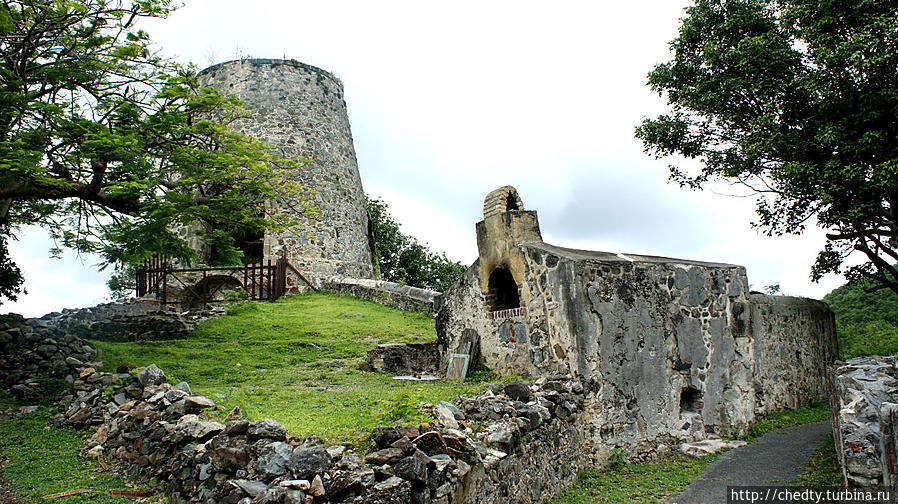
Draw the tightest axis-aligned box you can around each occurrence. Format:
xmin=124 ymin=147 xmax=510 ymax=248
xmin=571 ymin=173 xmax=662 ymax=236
xmin=4 ymin=0 xmax=849 ymax=315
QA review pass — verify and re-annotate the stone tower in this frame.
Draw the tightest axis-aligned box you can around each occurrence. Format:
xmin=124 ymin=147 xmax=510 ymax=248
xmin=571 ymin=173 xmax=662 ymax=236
xmin=196 ymin=58 xmax=374 ymax=281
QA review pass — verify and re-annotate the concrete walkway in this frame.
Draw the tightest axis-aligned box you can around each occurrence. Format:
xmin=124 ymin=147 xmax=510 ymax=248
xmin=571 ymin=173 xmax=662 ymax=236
xmin=670 ymin=421 xmax=831 ymax=504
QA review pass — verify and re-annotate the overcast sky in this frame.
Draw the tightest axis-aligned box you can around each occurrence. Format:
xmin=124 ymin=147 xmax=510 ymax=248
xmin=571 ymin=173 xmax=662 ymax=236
xmin=4 ymin=0 xmax=850 ymax=317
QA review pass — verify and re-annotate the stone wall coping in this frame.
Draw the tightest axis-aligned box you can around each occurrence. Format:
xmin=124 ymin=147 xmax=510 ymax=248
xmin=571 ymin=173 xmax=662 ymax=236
xmin=525 ymin=241 xmax=745 ymax=270
xmin=198 ymin=58 xmax=343 ymax=89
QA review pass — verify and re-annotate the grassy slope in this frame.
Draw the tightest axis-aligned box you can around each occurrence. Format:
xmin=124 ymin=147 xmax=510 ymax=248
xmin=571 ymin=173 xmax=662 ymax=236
xmin=0 ymin=408 xmax=158 ymax=504
xmin=90 ymin=293 xmax=481 ymax=444
xmin=551 ymin=401 xmax=830 ymax=503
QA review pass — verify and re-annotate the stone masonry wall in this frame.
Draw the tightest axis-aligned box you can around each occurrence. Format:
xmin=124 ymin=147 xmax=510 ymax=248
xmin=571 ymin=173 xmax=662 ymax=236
xmin=4 ymin=317 xmax=595 ymax=504
xmin=829 ymin=356 xmax=898 ymax=487
xmin=320 ymin=276 xmax=438 ymax=314
xmin=749 ymin=294 xmax=837 ymax=414
xmin=436 ymin=241 xmax=838 ymax=454
xmin=197 ymin=59 xmax=374 ymax=282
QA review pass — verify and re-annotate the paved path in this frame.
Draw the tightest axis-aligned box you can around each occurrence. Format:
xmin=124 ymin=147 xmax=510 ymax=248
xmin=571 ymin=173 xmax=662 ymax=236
xmin=670 ymin=421 xmax=830 ymax=504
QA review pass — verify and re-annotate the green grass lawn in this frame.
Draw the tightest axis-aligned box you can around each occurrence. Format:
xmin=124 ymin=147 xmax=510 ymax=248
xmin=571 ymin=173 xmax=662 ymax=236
xmin=0 ymin=408 xmax=160 ymax=504
xmin=90 ymin=293 xmax=481 ymax=444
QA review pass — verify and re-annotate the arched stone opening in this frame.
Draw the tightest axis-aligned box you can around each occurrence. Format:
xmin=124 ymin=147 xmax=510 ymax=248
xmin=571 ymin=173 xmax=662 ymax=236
xmin=505 ymin=192 xmax=521 ymax=211
xmin=487 ymin=267 xmax=520 ymax=311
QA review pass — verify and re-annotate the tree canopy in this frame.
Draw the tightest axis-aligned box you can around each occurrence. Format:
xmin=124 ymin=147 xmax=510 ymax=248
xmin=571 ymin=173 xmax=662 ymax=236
xmin=0 ymin=0 xmax=301 ymax=303
xmin=636 ymin=0 xmax=898 ymax=293
xmin=824 ymin=278 xmax=898 ymax=359
xmin=367 ymin=196 xmax=466 ymax=292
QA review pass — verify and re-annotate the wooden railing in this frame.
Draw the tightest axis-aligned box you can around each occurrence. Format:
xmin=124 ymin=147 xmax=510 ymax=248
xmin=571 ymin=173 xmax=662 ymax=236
xmin=136 ymin=255 xmax=294 ymax=308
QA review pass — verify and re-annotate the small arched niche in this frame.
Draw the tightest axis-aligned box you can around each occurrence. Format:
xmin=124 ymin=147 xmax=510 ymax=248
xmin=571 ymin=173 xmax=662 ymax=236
xmin=505 ymin=192 xmax=521 ymax=211
xmin=487 ymin=266 xmax=520 ymax=311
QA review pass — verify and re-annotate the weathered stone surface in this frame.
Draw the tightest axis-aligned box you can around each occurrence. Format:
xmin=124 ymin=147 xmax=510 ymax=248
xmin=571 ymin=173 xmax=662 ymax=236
xmin=232 ymin=479 xmax=267 ymax=498
xmin=247 ymin=419 xmax=287 ymax=440
xmin=197 ymin=59 xmax=374 ymax=284
xmin=136 ymin=364 xmax=166 ymax=387
xmin=679 ymin=438 xmax=747 ymax=457
xmin=364 ymin=448 xmax=403 ymax=465
xmin=830 ymin=356 xmax=898 ymax=487
xmin=434 ymin=403 xmax=459 ymax=430
xmin=436 ymin=186 xmax=838 ymax=454
xmin=503 ymin=382 xmax=532 ymax=403
xmin=184 ymin=395 xmax=215 ymax=413
xmin=255 ymin=441 xmax=294 ymax=479
xmin=324 ymin=277 xmax=437 ymax=314
xmin=291 ymin=446 xmax=331 ymax=480
xmin=392 ymin=450 xmax=432 ymax=484
xmin=170 ymin=420 xmax=224 ymax=443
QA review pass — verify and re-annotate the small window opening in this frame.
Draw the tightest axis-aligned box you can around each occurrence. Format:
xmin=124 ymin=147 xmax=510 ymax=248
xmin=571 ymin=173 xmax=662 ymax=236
xmin=505 ymin=193 xmax=519 ymax=211
xmin=237 ymin=229 xmax=265 ymax=264
xmin=487 ymin=267 xmax=520 ymax=311
xmin=209 ymin=228 xmax=264 ymax=266
xmin=680 ymin=386 xmax=703 ymax=414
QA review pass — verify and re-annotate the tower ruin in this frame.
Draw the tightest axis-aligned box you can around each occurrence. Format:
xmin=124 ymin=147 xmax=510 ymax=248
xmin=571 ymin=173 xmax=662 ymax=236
xmin=188 ymin=58 xmax=374 ymax=282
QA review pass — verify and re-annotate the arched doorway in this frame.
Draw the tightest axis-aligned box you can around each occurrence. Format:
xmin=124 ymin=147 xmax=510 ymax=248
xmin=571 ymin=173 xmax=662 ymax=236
xmin=487 ymin=267 xmax=520 ymax=311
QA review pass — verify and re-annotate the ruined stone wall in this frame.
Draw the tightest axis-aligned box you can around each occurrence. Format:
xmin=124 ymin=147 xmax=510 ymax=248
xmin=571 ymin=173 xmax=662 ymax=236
xmin=5 ymin=310 xmax=599 ymax=504
xmin=437 ymin=241 xmax=838 ymax=451
xmin=320 ymin=276 xmax=438 ymax=313
xmin=197 ymin=59 xmax=374 ymax=282
xmin=749 ymin=294 xmax=837 ymax=414
xmin=829 ymin=356 xmax=898 ymax=487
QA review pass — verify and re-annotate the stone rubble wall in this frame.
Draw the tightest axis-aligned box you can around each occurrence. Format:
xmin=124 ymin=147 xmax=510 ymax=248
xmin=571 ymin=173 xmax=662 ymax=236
xmin=0 ymin=313 xmax=99 ymax=402
xmin=829 ymin=356 xmax=898 ymax=487
xmin=36 ymin=299 xmax=222 ymax=342
xmin=321 ymin=276 xmax=438 ymax=314
xmin=436 ymin=243 xmax=838 ymax=454
xmin=3 ymin=312 xmax=595 ymax=504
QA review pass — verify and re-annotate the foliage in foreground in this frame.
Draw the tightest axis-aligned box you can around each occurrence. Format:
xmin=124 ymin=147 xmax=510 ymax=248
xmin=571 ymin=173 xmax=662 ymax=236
xmin=0 ymin=408 xmax=158 ymax=504
xmin=367 ymin=196 xmax=466 ymax=292
xmin=637 ymin=0 xmax=898 ymax=294
xmin=90 ymin=293 xmax=481 ymax=444
xmin=0 ymin=0 xmax=306 ymax=304
xmin=824 ymin=279 xmax=898 ymax=359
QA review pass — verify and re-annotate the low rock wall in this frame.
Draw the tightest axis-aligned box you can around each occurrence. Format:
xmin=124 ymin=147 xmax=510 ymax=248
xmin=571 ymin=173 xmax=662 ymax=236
xmin=830 ymin=356 xmax=898 ymax=487
xmin=0 ymin=313 xmax=99 ymax=402
xmin=37 ymin=299 xmax=221 ymax=342
xmin=321 ymin=277 xmax=438 ymax=313
xmin=4 ymin=314 xmax=594 ymax=504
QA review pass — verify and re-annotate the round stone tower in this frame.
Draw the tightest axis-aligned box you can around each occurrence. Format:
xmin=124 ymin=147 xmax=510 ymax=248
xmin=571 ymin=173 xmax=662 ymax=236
xmin=197 ymin=58 xmax=374 ymax=281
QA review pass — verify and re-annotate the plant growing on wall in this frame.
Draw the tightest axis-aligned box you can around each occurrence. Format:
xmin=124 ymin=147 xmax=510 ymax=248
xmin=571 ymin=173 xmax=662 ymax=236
xmin=367 ymin=196 xmax=466 ymax=292
xmin=637 ymin=0 xmax=898 ymax=294
xmin=0 ymin=0 xmax=304 ymax=303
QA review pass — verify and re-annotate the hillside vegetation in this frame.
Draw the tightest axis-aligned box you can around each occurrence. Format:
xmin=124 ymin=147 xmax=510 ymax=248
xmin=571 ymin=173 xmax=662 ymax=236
xmin=90 ymin=293 xmax=482 ymax=444
xmin=824 ymin=280 xmax=898 ymax=359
